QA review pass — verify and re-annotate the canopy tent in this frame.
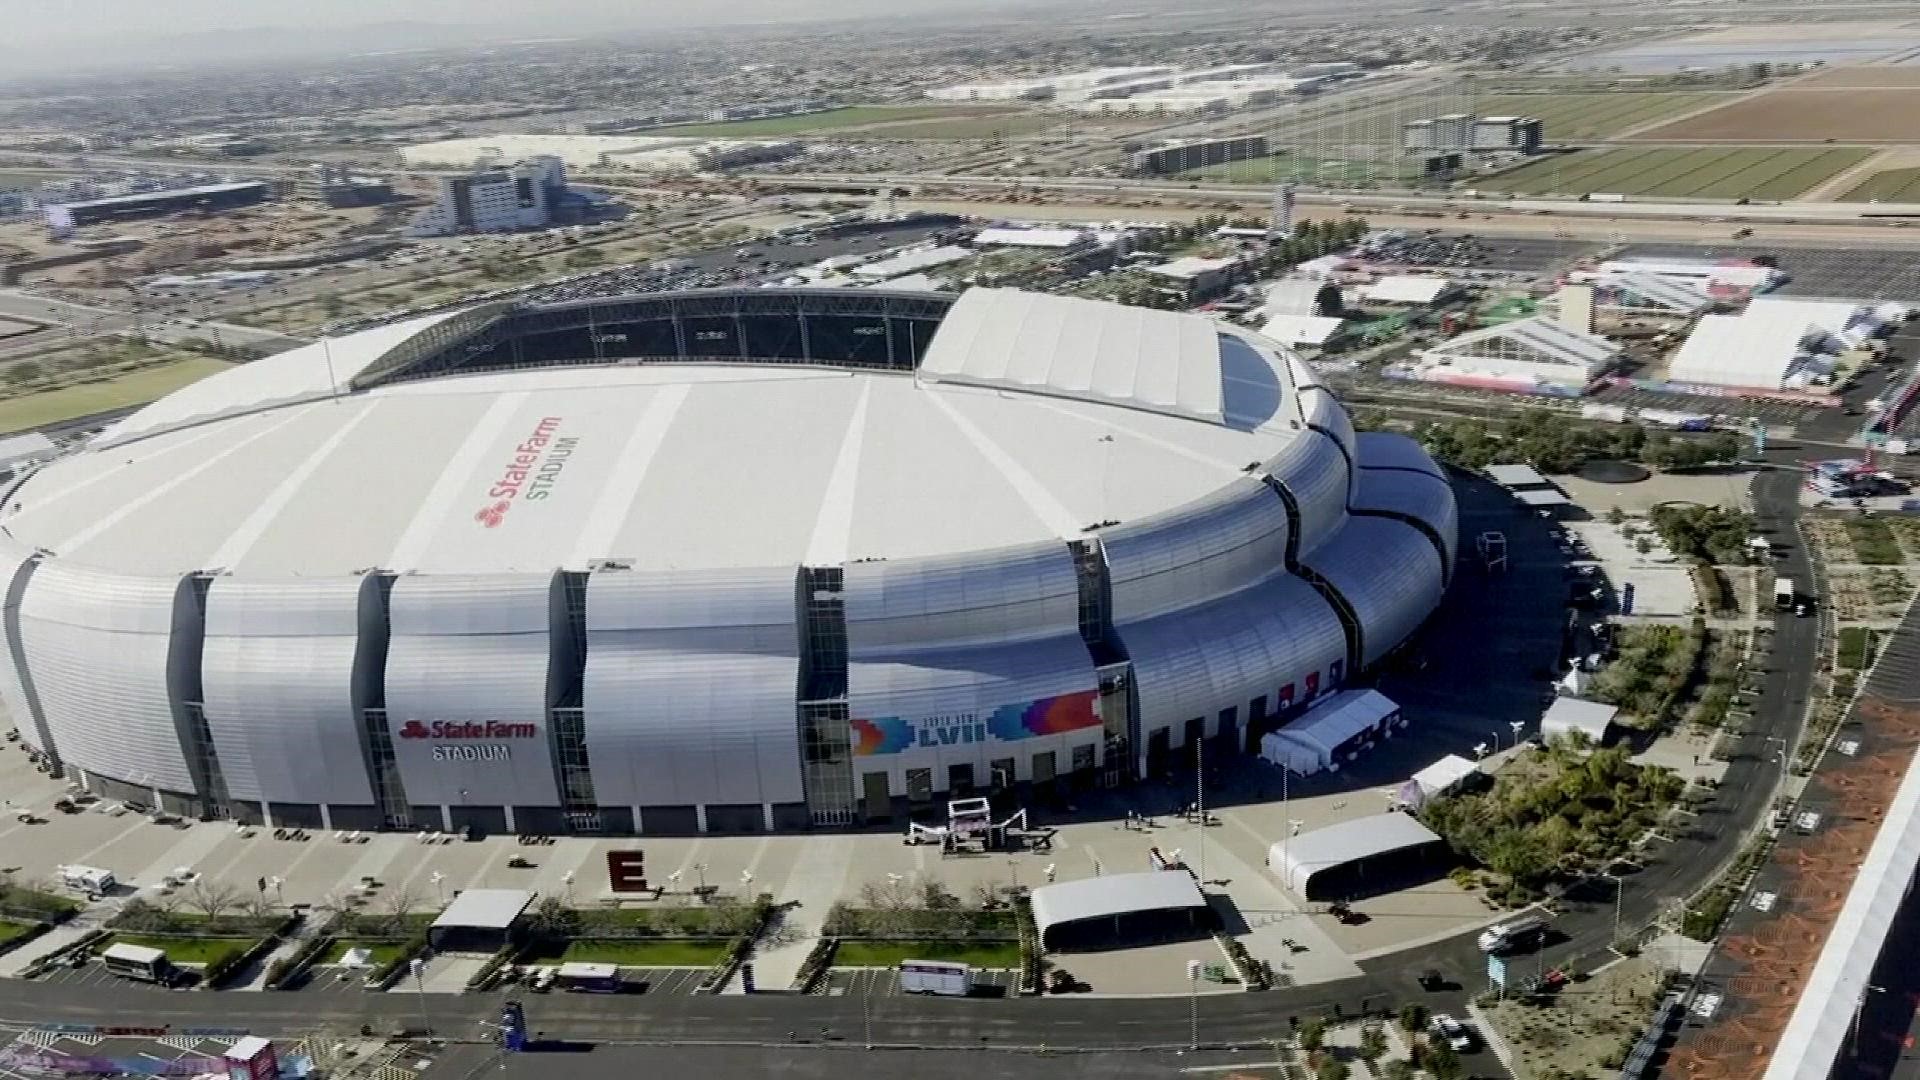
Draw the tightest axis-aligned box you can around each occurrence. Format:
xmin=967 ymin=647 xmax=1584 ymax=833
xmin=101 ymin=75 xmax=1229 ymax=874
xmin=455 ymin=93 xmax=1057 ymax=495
xmin=429 ymin=888 xmax=534 ymax=952
xmin=1542 ymin=697 xmax=1616 ymax=747
xmin=1029 ymin=870 xmax=1212 ymax=951
xmin=1269 ymin=812 xmax=1446 ymax=899
xmin=1258 ymin=689 xmax=1401 ymax=775
xmin=1400 ymin=754 xmax=1479 ymax=808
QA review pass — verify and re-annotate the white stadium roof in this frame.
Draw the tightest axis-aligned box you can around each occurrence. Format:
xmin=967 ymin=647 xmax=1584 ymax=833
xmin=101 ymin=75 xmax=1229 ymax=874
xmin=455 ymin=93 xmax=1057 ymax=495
xmin=1362 ymin=275 xmax=1453 ymax=305
xmin=15 ymin=289 xmax=1313 ymax=579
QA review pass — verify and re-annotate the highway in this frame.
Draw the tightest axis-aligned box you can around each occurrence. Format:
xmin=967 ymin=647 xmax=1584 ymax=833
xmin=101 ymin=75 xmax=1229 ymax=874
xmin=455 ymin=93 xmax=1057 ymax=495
xmin=0 ymin=290 xmax=307 ymax=354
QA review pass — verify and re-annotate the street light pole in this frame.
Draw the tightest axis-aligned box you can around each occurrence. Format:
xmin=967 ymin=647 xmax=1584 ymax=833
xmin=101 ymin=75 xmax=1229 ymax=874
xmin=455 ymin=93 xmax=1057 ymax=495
xmin=1195 ymin=734 xmax=1206 ymax=886
xmin=1488 ymin=729 xmax=1502 ymax=754
xmin=1187 ymin=961 xmax=1200 ymax=1050
xmin=410 ymin=957 xmax=431 ymax=1039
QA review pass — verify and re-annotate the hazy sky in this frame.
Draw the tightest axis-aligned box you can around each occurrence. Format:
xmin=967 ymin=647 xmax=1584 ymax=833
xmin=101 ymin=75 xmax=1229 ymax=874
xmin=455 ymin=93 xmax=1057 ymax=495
xmin=5 ymin=0 xmax=1016 ymax=44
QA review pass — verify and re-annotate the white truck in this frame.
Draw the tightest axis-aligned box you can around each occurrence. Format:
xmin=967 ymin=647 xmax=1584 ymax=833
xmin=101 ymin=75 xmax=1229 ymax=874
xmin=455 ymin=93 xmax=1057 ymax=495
xmin=899 ymin=960 xmax=973 ymax=996
xmin=57 ymin=864 xmax=115 ymax=894
xmin=1477 ymin=914 xmax=1547 ymax=955
xmin=1776 ymin=577 xmax=1797 ymax=612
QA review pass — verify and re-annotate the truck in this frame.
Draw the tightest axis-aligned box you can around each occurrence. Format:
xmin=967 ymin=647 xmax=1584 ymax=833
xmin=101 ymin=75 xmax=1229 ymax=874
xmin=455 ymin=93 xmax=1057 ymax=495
xmin=1775 ymin=577 xmax=1796 ymax=611
xmin=899 ymin=960 xmax=974 ymax=996
xmin=1477 ymin=914 xmax=1547 ymax=955
xmin=101 ymin=942 xmax=174 ymax=985
xmin=57 ymin=865 xmax=116 ymax=895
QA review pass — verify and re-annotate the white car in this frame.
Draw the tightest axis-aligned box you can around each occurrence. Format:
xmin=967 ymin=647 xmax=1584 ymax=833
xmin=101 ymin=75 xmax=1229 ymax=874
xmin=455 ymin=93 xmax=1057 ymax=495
xmin=1429 ymin=1013 xmax=1472 ymax=1052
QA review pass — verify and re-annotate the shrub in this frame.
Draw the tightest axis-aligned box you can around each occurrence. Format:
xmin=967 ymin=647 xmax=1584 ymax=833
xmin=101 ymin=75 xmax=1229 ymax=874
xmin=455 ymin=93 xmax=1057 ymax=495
xmin=365 ymin=933 xmax=429 ymax=988
xmin=1399 ymin=1003 xmax=1428 ymax=1033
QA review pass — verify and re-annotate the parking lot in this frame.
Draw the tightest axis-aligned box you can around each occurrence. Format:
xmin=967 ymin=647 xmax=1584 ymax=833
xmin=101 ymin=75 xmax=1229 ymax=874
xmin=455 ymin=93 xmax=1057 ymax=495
xmin=1590 ymin=383 xmax=1821 ymax=426
xmin=1355 ymin=230 xmax=1597 ymax=277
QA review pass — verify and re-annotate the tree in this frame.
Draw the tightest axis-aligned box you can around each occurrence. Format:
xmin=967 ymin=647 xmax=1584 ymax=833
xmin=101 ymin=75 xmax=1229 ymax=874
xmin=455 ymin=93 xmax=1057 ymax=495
xmin=1424 ymin=1040 xmax=1464 ymax=1080
xmin=1358 ymin=1024 xmax=1388 ymax=1066
xmin=187 ymin=879 xmax=242 ymax=923
xmin=1605 ymin=506 xmax=1626 ymax=526
xmin=1381 ymin=1062 xmax=1417 ymax=1080
xmin=525 ymin=895 xmax=580 ymax=939
xmin=1315 ymin=1057 xmax=1350 ymax=1080
xmin=1398 ymin=1003 xmax=1428 ymax=1033
xmin=1298 ymin=1015 xmax=1328 ymax=1053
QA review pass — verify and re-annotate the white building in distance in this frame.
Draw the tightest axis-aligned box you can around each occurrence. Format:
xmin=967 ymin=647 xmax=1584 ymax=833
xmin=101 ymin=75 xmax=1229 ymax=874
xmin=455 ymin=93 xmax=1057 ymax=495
xmin=409 ymin=156 xmax=566 ymax=237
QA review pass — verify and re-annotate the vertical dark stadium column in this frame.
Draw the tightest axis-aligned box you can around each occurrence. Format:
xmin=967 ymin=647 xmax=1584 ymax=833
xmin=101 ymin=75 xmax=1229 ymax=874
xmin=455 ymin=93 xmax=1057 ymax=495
xmin=1261 ymin=471 xmax=1364 ymax=679
xmin=1068 ymin=538 xmax=1137 ymax=788
xmin=353 ymin=573 xmax=413 ymax=829
xmin=1 ymin=555 xmax=59 ymax=775
xmin=169 ymin=573 xmax=232 ymax=818
xmin=796 ymin=565 xmax=855 ymax=826
xmin=548 ymin=570 xmax=600 ymax=833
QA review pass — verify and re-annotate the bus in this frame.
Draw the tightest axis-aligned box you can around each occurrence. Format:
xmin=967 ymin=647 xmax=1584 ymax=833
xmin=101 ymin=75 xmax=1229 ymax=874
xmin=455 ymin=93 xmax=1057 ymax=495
xmin=101 ymin=943 xmax=175 ymax=986
xmin=555 ymin=962 xmax=625 ymax=994
xmin=899 ymin=960 xmax=973 ymax=996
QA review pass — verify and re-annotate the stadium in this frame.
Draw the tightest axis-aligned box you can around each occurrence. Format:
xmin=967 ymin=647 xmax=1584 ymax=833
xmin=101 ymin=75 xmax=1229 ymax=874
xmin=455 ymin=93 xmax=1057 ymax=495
xmin=0 ymin=287 xmax=1454 ymax=836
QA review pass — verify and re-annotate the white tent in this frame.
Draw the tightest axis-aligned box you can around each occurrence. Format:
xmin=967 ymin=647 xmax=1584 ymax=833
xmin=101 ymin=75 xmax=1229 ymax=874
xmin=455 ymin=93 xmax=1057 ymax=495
xmin=1558 ymin=668 xmax=1594 ymax=696
xmin=1542 ymin=697 xmax=1616 ymax=747
xmin=1404 ymin=754 xmax=1479 ymax=807
xmin=1259 ymin=689 xmax=1400 ymax=775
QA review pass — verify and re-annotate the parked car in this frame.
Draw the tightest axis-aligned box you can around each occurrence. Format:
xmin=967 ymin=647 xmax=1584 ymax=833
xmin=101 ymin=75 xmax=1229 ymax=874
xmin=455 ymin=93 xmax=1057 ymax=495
xmin=1429 ymin=1013 xmax=1473 ymax=1051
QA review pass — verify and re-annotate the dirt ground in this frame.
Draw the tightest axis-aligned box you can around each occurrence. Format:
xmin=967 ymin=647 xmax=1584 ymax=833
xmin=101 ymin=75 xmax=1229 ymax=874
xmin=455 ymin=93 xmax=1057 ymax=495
xmin=1790 ymin=65 xmax=1920 ymax=88
xmin=1630 ymin=87 xmax=1920 ymax=143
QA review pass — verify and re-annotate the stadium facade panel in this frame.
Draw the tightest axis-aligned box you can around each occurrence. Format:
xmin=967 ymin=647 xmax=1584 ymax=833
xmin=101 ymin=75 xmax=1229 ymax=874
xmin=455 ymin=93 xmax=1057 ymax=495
xmin=0 ymin=288 xmax=1453 ymax=832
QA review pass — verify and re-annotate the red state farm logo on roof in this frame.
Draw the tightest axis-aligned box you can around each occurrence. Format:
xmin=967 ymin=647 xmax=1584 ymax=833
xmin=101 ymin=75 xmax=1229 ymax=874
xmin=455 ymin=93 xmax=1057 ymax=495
xmin=474 ymin=500 xmax=510 ymax=529
xmin=474 ymin=416 xmax=569 ymax=529
xmin=399 ymin=720 xmax=538 ymax=740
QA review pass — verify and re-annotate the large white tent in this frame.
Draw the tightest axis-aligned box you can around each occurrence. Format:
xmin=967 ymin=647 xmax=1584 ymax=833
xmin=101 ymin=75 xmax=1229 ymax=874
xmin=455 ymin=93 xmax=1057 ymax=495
xmin=1259 ymin=689 xmax=1400 ymax=775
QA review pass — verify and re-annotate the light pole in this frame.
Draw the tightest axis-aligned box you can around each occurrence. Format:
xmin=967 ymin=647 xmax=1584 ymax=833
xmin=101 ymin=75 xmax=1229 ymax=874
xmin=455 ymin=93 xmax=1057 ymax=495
xmin=1509 ymin=720 xmax=1525 ymax=747
xmin=1852 ymin=985 xmax=1887 ymax=1059
xmin=1604 ymin=871 xmax=1624 ymax=948
xmin=1186 ymin=959 xmax=1200 ymax=1050
xmin=1195 ymin=734 xmax=1206 ymax=886
xmin=409 ymin=957 xmax=431 ymax=1038
xmin=693 ymin=862 xmax=708 ymax=895
xmin=430 ymin=871 xmax=446 ymax=907
xmin=1488 ymin=728 xmax=1503 ymax=754
xmin=561 ymin=871 xmax=574 ymax=903
xmin=1281 ymin=820 xmax=1303 ymax=892
xmin=268 ymin=875 xmax=284 ymax=909
xmin=1007 ymin=859 xmax=1019 ymax=894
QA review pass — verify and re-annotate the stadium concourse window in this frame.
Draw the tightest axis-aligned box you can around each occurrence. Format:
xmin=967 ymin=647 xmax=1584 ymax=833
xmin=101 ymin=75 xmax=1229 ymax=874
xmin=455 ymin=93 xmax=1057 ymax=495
xmin=907 ymin=768 xmax=933 ymax=803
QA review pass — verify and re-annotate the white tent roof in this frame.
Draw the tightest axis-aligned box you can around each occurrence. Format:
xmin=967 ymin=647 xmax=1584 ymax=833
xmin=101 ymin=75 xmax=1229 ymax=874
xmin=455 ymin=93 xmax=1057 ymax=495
xmin=851 ymin=245 xmax=972 ymax=279
xmin=1029 ymin=870 xmax=1208 ymax=939
xmin=1263 ymin=277 xmax=1335 ymax=317
xmin=1362 ymin=275 xmax=1452 ymax=305
xmin=431 ymin=888 xmax=534 ymax=931
xmin=1260 ymin=689 xmax=1399 ymax=773
xmin=1485 ymin=463 xmax=1549 ymax=488
xmin=1666 ymin=313 xmax=1798 ymax=389
xmin=973 ymin=227 xmax=1082 ymax=248
xmin=1428 ymin=316 xmax=1620 ymax=375
xmin=1269 ymin=812 xmax=1441 ymax=894
xmin=1600 ymin=272 xmax=1715 ymax=314
xmin=1763 ymin=745 xmax=1920 ymax=1080
xmin=1260 ymin=313 xmax=1346 ymax=347
xmin=1542 ymin=697 xmax=1616 ymax=743
xmin=1410 ymin=754 xmax=1479 ymax=799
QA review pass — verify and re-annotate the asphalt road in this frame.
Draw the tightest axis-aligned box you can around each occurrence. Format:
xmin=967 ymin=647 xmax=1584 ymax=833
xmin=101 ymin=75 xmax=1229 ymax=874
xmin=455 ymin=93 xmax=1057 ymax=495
xmin=0 ymin=290 xmax=305 ymax=353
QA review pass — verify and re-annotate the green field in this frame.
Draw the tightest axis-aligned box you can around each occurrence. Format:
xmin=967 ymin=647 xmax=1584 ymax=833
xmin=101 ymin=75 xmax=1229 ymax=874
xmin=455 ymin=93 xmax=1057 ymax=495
xmin=1479 ymin=147 xmax=1870 ymax=200
xmin=521 ymin=938 xmax=731 ymax=967
xmin=1841 ymin=167 xmax=1920 ymax=203
xmin=103 ymin=934 xmax=258 ymax=965
xmin=0 ymin=919 xmax=35 ymax=948
xmin=0 ymin=357 xmax=234 ymax=434
xmin=1470 ymin=92 xmax=1738 ymax=142
xmin=1178 ymin=152 xmax=1424 ymax=184
xmin=832 ymin=940 xmax=1022 ymax=969
xmin=640 ymin=105 xmax=1030 ymax=139
xmin=852 ymin=114 xmax=1063 ymax=140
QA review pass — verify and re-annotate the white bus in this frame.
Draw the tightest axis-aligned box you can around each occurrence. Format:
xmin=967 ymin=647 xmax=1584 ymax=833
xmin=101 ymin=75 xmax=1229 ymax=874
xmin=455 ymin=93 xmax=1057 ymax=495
xmin=899 ymin=960 xmax=973 ymax=996
xmin=101 ymin=943 xmax=174 ymax=985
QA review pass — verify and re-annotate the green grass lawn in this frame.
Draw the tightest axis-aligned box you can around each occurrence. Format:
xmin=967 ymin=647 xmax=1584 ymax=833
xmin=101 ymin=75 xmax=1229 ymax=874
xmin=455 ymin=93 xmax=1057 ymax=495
xmin=325 ymin=940 xmax=414 ymax=967
xmin=0 ymin=357 xmax=235 ymax=435
xmin=639 ymin=105 xmax=1028 ymax=139
xmin=103 ymin=934 xmax=259 ymax=966
xmin=0 ymin=919 xmax=37 ymax=947
xmin=1842 ymin=166 xmax=1920 ymax=203
xmin=832 ymin=940 xmax=1021 ymax=969
xmin=1480 ymin=147 xmax=1868 ymax=200
xmin=522 ymin=938 xmax=731 ymax=967
xmin=1837 ymin=627 xmax=1878 ymax=670
xmin=1846 ymin=515 xmax=1906 ymax=565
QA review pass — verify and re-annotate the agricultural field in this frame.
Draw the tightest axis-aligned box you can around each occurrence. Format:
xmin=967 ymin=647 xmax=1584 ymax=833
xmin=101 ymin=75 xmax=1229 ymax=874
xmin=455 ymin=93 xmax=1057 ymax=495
xmin=1469 ymin=92 xmax=1739 ymax=141
xmin=849 ymin=113 xmax=1065 ymax=140
xmin=642 ymin=104 xmax=1033 ymax=139
xmin=1839 ymin=166 xmax=1920 ymax=202
xmin=1178 ymin=152 xmax=1424 ymax=184
xmin=1630 ymin=88 xmax=1920 ymax=143
xmin=1791 ymin=65 xmax=1920 ymax=88
xmin=1478 ymin=146 xmax=1870 ymax=200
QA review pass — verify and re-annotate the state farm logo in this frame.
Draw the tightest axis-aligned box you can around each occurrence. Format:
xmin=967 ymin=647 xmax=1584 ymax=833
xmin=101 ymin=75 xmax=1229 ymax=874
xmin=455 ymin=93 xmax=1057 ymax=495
xmin=398 ymin=720 xmax=538 ymax=740
xmin=473 ymin=416 xmax=580 ymax=528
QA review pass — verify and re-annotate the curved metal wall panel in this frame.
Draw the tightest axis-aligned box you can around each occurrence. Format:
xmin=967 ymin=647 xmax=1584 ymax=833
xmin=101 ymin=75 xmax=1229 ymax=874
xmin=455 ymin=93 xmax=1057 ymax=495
xmin=202 ymin=577 xmax=373 ymax=806
xmin=1300 ymin=386 xmax=1358 ymax=502
xmin=18 ymin=561 xmax=194 ymax=791
xmin=1354 ymin=469 xmax=1459 ymax=569
xmin=842 ymin=541 xmax=1080 ymax=651
xmin=0 ymin=538 xmax=42 ymax=753
xmin=1264 ymin=430 xmax=1351 ymax=555
xmin=385 ymin=573 xmax=559 ymax=809
xmin=1120 ymin=570 xmax=1347 ymax=742
xmin=1355 ymin=431 xmax=1445 ymax=479
xmin=1302 ymin=517 xmax=1444 ymax=667
xmin=844 ymin=542 xmax=1098 ymax=791
xmin=1102 ymin=478 xmax=1291 ymax=623
xmin=583 ymin=567 xmax=802 ymax=807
